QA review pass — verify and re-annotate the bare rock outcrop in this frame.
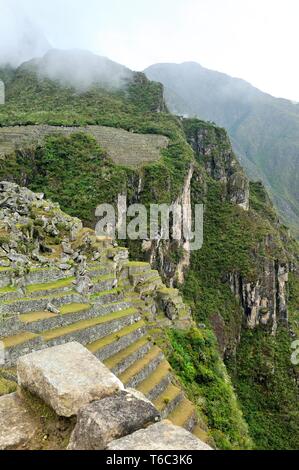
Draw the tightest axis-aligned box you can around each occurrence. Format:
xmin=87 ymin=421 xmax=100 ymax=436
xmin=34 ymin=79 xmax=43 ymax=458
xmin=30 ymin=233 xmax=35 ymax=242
xmin=107 ymin=420 xmax=213 ymax=451
xmin=0 ymin=393 xmax=37 ymax=450
xmin=68 ymin=390 xmax=160 ymax=450
xmin=17 ymin=342 xmax=123 ymax=417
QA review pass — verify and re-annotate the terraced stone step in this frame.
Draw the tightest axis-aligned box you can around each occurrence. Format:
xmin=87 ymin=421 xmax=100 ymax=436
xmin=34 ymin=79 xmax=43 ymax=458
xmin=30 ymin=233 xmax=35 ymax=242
xmin=118 ymin=346 xmax=164 ymax=389
xmin=20 ymin=311 xmax=58 ymax=324
xmin=167 ymin=397 xmax=196 ymax=432
xmin=153 ymin=383 xmax=184 ymax=418
xmin=192 ymin=424 xmax=210 ymax=444
xmin=130 ymin=270 xmax=160 ymax=286
xmin=25 ymin=299 xmax=132 ymax=333
xmin=41 ymin=308 xmax=141 ymax=348
xmin=126 ymin=261 xmax=152 ymax=275
xmin=24 ymin=267 xmax=75 ymax=286
xmin=87 ymin=320 xmax=147 ymax=362
xmin=25 ymin=277 xmax=75 ymax=297
xmin=0 ymin=267 xmax=13 ymax=288
xmin=87 ymin=262 xmax=116 ymax=278
xmin=1 ymin=332 xmax=44 ymax=367
xmin=135 ymin=275 xmax=163 ymax=294
xmin=19 ymin=303 xmax=92 ymax=333
xmin=0 ymin=125 xmax=169 ymax=167
xmin=0 ymin=291 xmax=82 ymax=314
xmin=0 ymin=264 xmax=118 ymax=301
xmin=0 ymin=286 xmax=17 ymax=301
xmin=1 ymin=331 xmax=39 ymax=349
xmin=91 ymin=289 xmax=124 ymax=305
xmin=104 ymin=337 xmax=152 ymax=376
xmin=129 ymin=300 xmax=156 ymax=319
xmin=137 ymin=360 xmax=172 ymax=401
xmin=0 ymin=265 xmax=120 ymax=302
xmin=91 ymin=274 xmax=116 ymax=294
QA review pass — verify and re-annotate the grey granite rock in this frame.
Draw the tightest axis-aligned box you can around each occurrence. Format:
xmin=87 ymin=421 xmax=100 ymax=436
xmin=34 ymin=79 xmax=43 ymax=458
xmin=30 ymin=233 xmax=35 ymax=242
xmin=107 ymin=420 xmax=213 ymax=450
xmin=0 ymin=393 xmax=37 ymax=449
xmin=68 ymin=390 xmax=160 ymax=450
xmin=17 ymin=342 xmax=124 ymax=417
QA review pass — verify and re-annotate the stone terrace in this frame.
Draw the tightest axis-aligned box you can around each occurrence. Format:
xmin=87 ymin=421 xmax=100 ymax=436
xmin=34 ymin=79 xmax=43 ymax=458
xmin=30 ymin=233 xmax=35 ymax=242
xmin=0 ymin=125 xmax=169 ymax=167
xmin=0 ymin=253 xmax=209 ymax=445
xmin=0 ymin=342 xmax=212 ymax=450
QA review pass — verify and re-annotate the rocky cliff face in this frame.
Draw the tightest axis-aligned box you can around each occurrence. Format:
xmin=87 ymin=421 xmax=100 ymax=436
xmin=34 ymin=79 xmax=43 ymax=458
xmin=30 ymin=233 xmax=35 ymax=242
xmin=183 ymin=118 xmax=249 ymax=211
xmin=134 ymin=117 xmax=296 ymax=339
xmin=182 ymin=118 xmax=298 ymax=339
xmin=228 ymin=261 xmax=289 ymax=333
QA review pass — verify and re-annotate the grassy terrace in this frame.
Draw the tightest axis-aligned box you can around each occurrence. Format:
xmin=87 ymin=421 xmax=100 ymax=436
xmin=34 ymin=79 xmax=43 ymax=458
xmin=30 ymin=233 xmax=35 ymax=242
xmin=119 ymin=345 xmax=161 ymax=385
xmin=26 ymin=277 xmax=75 ymax=293
xmin=137 ymin=360 xmax=171 ymax=396
xmin=127 ymin=261 xmax=151 ymax=269
xmin=104 ymin=336 xmax=149 ymax=370
xmin=3 ymin=290 xmax=77 ymax=305
xmin=87 ymin=320 xmax=146 ymax=353
xmin=20 ymin=303 xmax=91 ymax=324
xmin=21 ymin=311 xmax=57 ymax=323
xmin=91 ymin=274 xmax=115 ymax=284
xmin=42 ymin=307 xmax=138 ymax=341
xmin=0 ymin=286 xmax=16 ymax=295
xmin=2 ymin=331 xmax=39 ymax=348
xmin=0 ymin=267 xmax=12 ymax=273
xmin=60 ymin=303 xmax=91 ymax=315
xmin=153 ymin=383 xmax=182 ymax=412
xmin=90 ymin=288 xmax=123 ymax=300
xmin=168 ymin=397 xmax=194 ymax=427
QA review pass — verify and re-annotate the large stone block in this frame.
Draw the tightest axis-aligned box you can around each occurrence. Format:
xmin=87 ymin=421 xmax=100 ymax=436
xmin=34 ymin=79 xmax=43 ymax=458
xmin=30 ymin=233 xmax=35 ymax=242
xmin=107 ymin=420 xmax=213 ymax=450
xmin=0 ymin=393 xmax=37 ymax=449
xmin=17 ymin=342 xmax=123 ymax=417
xmin=68 ymin=390 xmax=160 ymax=450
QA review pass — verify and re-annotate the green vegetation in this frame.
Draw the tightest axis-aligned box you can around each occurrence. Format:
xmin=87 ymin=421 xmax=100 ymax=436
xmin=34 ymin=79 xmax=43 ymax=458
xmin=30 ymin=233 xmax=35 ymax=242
xmin=145 ymin=62 xmax=299 ymax=237
xmin=183 ymin=176 xmax=283 ymax=349
xmin=26 ymin=277 xmax=75 ymax=294
xmin=17 ymin=133 xmax=129 ymax=225
xmin=166 ymin=328 xmax=252 ymax=450
xmin=0 ymin=374 xmax=17 ymax=396
xmin=0 ymin=66 xmax=192 ymax=226
xmin=289 ymin=272 xmax=299 ymax=337
xmin=228 ymin=327 xmax=299 ymax=450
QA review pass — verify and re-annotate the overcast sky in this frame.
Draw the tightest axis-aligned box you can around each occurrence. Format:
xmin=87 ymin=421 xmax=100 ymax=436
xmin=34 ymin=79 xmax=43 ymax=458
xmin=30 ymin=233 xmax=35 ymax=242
xmin=1 ymin=0 xmax=299 ymax=101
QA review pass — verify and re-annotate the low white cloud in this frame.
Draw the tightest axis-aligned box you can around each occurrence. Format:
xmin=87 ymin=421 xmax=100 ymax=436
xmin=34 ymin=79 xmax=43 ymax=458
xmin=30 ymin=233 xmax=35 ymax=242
xmin=1 ymin=0 xmax=299 ymax=100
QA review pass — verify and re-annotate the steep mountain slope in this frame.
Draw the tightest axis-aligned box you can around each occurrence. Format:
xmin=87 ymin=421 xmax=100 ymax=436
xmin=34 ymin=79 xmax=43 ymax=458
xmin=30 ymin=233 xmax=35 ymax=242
xmin=145 ymin=62 xmax=299 ymax=237
xmin=0 ymin=51 xmax=298 ymax=449
xmin=182 ymin=118 xmax=299 ymax=449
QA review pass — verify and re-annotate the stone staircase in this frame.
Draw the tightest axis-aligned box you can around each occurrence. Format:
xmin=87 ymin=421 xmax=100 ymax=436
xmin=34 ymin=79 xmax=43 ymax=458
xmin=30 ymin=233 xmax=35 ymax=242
xmin=0 ymin=255 xmax=209 ymax=444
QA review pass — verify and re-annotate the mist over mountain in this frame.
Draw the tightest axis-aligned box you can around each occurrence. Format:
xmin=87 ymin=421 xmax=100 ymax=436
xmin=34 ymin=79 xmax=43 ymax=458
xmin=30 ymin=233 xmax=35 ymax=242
xmin=0 ymin=1 xmax=51 ymax=66
xmin=20 ymin=49 xmax=133 ymax=91
xmin=145 ymin=62 xmax=299 ymax=236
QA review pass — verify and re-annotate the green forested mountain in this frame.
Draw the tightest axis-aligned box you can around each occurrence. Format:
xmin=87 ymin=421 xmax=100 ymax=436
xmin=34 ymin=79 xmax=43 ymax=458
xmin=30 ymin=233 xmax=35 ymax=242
xmin=0 ymin=51 xmax=298 ymax=450
xmin=145 ymin=62 xmax=299 ymax=237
